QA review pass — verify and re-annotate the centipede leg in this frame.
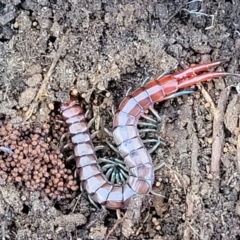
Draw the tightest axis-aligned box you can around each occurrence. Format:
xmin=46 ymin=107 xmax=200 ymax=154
xmin=91 ymin=130 xmax=101 ymax=139
xmin=149 ymin=106 xmax=161 ymax=122
xmin=141 ymin=76 xmax=151 ymax=86
xmin=94 ymin=145 xmax=105 ymax=151
xmin=150 ymin=190 xmax=165 ymax=198
xmin=88 ymin=195 xmax=100 ymax=210
xmin=59 ymin=132 xmax=70 ymax=149
xmin=63 ymin=142 xmax=73 ymax=150
xmin=163 ymin=90 xmax=195 ymax=101
xmin=126 ymin=87 xmax=132 ymax=96
xmin=87 ymin=117 xmax=95 ymax=129
xmin=143 ymin=138 xmax=161 ymax=154
xmin=99 ymin=158 xmax=128 ymax=184
xmin=141 ymin=71 xmax=169 ymax=87
xmin=138 ymin=128 xmax=157 ymax=134
xmin=0 ymin=146 xmax=13 ymax=155
xmin=140 ymin=114 xmax=158 ymax=124
xmin=137 ymin=121 xmax=157 ymax=128
xmin=104 ymin=127 xmax=113 ymax=137
xmin=67 ymin=155 xmax=74 ymax=161
xmin=79 ymin=180 xmax=100 ymax=209
xmin=106 ymin=140 xmax=119 ymax=153
xmin=150 ymin=162 xmax=166 ymax=197
xmin=99 ymin=158 xmax=127 ymax=171
xmin=116 ymin=209 xmax=122 ymax=219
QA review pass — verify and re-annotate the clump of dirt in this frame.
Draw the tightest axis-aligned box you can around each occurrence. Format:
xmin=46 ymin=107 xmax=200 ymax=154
xmin=0 ymin=0 xmax=240 ymax=239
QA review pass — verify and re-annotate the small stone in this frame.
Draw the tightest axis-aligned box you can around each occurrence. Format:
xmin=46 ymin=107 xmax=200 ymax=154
xmin=155 ymin=182 xmax=161 ymax=187
xmin=13 ymin=21 xmax=19 ymax=29
xmin=72 ymin=89 xmax=78 ymax=96
xmin=155 ymin=225 xmax=161 ymax=231
xmin=205 ymin=102 xmax=211 ymax=108
xmin=223 ymin=147 xmax=228 ymax=153
xmin=207 ymin=138 xmax=213 ymax=144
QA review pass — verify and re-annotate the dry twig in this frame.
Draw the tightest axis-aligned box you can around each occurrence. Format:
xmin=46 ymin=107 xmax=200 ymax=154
xmin=183 ymin=124 xmax=199 ymax=239
xmin=210 ymin=88 xmax=230 ymax=178
xmin=200 ymin=85 xmax=230 ymax=187
xmin=25 ymin=30 xmax=70 ymax=121
xmin=236 ymin=116 xmax=240 ymax=173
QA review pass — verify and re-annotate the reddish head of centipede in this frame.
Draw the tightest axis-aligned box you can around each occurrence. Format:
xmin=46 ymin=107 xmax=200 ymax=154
xmin=59 ymin=61 xmax=238 ymax=210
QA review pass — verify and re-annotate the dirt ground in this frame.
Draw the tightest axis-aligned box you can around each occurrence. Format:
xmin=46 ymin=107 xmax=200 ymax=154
xmin=1 ymin=0 xmax=240 ymax=239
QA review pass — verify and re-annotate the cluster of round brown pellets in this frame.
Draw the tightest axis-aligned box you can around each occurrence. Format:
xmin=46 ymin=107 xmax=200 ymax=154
xmin=0 ymin=118 xmax=78 ymax=200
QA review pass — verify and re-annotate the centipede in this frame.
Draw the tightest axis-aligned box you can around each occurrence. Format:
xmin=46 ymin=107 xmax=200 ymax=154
xmin=60 ymin=61 xmax=237 ymax=210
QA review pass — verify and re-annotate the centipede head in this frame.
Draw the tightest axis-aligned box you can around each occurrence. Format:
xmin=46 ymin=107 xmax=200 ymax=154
xmin=53 ymin=90 xmax=81 ymax=114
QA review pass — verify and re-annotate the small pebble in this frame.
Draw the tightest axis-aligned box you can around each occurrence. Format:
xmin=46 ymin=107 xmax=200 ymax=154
xmin=13 ymin=22 xmax=19 ymax=29
xmin=105 ymin=92 xmax=111 ymax=98
xmin=32 ymin=21 xmax=38 ymax=27
xmin=155 ymin=225 xmax=161 ymax=231
xmin=48 ymin=103 xmax=54 ymax=110
xmin=205 ymin=102 xmax=211 ymax=108
xmin=207 ymin=138 xmax=213 ymax=144
xmin=81 ymin=93 xmax=86 ymax=99
xmin=195 ymin=92 xmax=201 ymax=99
xmin=72 ymin=89 xmax=78 ymax=96
xmin=223 ymin=147 xmax=228 ymax=153
xmin=155 ymin=182 xmax=161 ymax=187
